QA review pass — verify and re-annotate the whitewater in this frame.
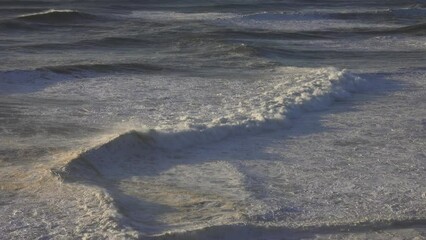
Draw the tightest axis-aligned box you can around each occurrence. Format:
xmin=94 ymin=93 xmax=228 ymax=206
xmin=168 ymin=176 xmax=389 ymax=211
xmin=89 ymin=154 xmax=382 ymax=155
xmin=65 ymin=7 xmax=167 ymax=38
xmin=0 ymin=0 xmax=425 ymax=239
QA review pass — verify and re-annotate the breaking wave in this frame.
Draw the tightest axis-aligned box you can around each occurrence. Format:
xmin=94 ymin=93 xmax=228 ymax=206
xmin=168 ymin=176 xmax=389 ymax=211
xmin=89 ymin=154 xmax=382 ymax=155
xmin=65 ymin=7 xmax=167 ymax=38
xmin=47 ymin=67 xmax=373 ymax=236
xmin=55 ymin=67 xmax=367 ymax=181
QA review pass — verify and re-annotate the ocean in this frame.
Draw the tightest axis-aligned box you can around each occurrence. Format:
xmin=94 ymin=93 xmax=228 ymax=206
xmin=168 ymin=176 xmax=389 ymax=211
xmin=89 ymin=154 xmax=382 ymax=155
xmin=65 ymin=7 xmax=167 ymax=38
xmin=0 ymin=0 xmax=425 ymax=239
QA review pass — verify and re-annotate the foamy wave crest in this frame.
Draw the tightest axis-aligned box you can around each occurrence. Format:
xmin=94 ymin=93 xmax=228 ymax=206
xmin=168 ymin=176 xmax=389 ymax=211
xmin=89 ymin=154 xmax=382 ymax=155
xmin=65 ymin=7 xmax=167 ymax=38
xmin=56 ymin=67 xmax=367 ymax=180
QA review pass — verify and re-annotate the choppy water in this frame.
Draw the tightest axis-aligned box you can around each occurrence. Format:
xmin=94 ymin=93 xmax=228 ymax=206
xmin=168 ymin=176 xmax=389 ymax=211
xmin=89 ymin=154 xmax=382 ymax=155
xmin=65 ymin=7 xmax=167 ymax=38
xmin=1 ymin=0 xmax=425 ymax=239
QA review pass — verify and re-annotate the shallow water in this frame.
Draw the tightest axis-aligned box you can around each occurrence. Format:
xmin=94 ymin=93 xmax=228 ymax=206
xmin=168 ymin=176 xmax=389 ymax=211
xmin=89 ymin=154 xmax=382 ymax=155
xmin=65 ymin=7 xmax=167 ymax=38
xmin=0 ymin=0 xmax=425 ymax=239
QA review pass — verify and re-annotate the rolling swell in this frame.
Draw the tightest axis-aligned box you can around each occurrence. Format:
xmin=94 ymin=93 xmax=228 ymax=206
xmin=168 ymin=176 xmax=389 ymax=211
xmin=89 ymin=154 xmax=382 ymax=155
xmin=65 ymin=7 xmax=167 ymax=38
xmin=213 ymin=21 xmax=426 ymax=41
xmin=0 ymin=62 xmax=169 ymax=94
xmin=20 ymin=37 xmax=155 ymax=50
xmin=45 ymin=62 xmax=167 ymax=74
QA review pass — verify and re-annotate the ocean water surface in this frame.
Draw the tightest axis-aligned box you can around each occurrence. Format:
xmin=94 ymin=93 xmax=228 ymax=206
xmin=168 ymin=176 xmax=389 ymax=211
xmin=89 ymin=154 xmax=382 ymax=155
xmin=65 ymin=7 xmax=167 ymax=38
xmin=0 ymin=0 xmax=425 ymax=239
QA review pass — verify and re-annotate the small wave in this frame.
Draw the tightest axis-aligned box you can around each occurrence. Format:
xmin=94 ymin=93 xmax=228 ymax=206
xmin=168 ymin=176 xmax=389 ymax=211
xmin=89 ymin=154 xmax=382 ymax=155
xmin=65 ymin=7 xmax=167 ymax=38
xmin=17 ymin=9 xmax=98 ymax=23
xmin=127 ymin=10 xmax=238 ymax=22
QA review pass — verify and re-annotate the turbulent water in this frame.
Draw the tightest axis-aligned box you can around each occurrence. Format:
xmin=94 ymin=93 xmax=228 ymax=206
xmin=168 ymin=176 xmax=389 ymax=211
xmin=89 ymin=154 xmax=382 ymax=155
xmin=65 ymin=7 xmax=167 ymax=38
xmin=1 ymin=0 xmax=425 ymax=239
